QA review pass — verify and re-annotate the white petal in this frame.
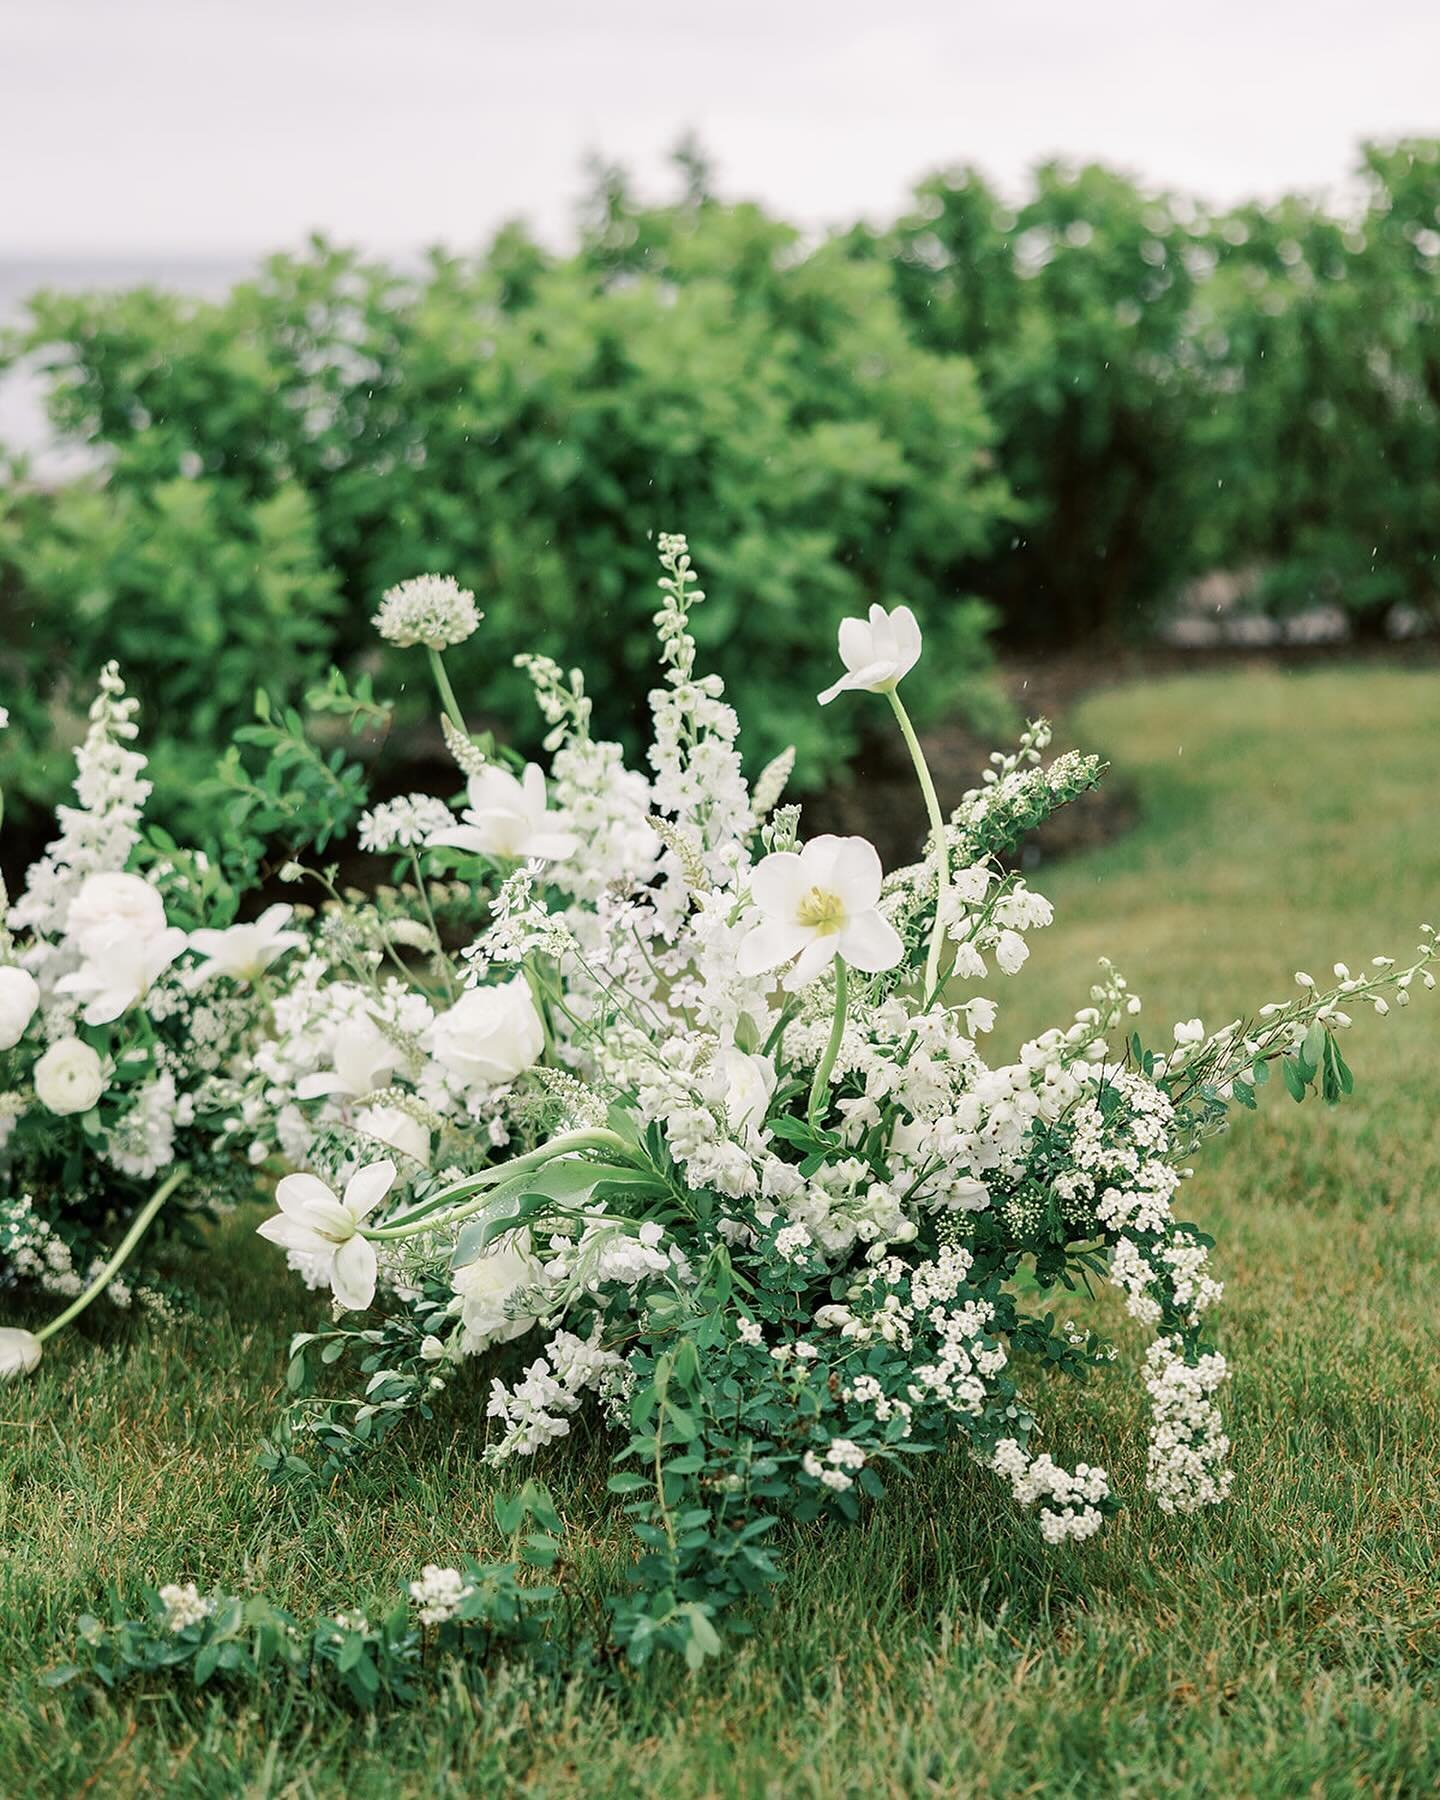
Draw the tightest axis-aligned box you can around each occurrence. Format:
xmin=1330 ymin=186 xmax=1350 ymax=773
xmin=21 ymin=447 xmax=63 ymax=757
xmin=837 ymin=614 xmax=873 ymax=674
xmin=888 ymin=605 xmax=922 ymax=676
xmin=736 ymin=917 xmax=812 ymax=977
xmin=331 ymin=1235 xmax=378 ymax=1311
xmin=523 ymin=829 xmax=579 ymax=861
xmin=343 ymin=1159 xmax=396 ymax=1222
xmin=838 ymin=908 xmax=904 ymax=973
xmin=275 ymin=1172 xmax=340 ymax=1219
xmin=294 ymin=1070 xmax=348 ymax=1100
xmin=749 ymin=852 xmax=806 ymax=918
xmin=427 ymin=825 xmax=489 ymax=855
xmin=257 ymin=1213 xmax=326 ymax=1255
xmin=829 ymin=836 xmax=884 ymax=910
xmin=784 ymin=935 xmax=840 ymax=991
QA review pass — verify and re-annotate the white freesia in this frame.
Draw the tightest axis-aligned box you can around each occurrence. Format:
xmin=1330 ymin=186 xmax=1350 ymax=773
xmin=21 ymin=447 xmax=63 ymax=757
xmin=0 ymin=965 xmax=40 ymax=1049
xmin=736 ymin=835 xmax=903 ymax=990
xmin=816 ymin=604 xmax=923 ymax=706
xmin=424 ymin=977 xmax=545 ymax=1090
xmin=65 ymin=871 xmax=166 ymax=955
xmin=0 ymin=1327 xmax=43 ymax=1379
xmin=256 ymin=1160 xmax=396 ymax=1311
xmin=453 ymin=1232 xmax=543 ymax=1351
xmin=429 ymin=764 xmax=578 ymax=863
xmin=56 ymin=924 xmax=188 ymax=1024
xmin=185 ymin=904 xmax=305 ymax=987
xmin=295 ymin=1017 xmax=405 ymax=1102
xmin=33 ymin=1036 xmax=106 ymax=1115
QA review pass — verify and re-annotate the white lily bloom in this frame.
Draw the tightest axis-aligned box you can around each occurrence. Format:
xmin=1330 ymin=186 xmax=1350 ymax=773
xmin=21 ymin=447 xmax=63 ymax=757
xmin=295 ymin=1017 xmax=405 ymax=1101
xmin=736 ymin=835 xmax=903 ymax=990
xmin=428 ymin=764 xmax=578 ymax=863
xmin=0 ymin=1326 xmax=43 ymax=1379
xmin=817 ymin=604 xmax=922 ymax=706
xmin=256 ymin=1160 xmax=396 ymax=1311
xmin=56 ymin=925 xmax=188 ymax=1025
xmin=185 ymin=904 xmax=305 ymax=987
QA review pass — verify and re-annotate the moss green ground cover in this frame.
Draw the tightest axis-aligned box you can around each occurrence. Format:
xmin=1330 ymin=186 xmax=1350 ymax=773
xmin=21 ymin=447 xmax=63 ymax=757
xmin=2 ymin=664 xmax=1437 ymax=1797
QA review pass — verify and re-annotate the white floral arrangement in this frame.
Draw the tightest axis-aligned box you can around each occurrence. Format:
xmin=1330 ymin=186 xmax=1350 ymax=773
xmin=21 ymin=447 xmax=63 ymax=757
xmin=199 ymin=537 xmax=1432 ymax=1668
xmin=0 ymin=668 xmax=296 ymax=1375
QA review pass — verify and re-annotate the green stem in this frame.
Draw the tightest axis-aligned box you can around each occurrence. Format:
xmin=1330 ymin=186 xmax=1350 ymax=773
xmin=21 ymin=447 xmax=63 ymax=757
xmin=807 ymin=959 xmax=848 ymax=1130
xmin=362 ymin=1129 xmax=633 ymax=1242
xmin=426 ymin=647 xmax=468 ymax=738
xmin=35 ymin=1165 xmax=188 ymax=1344
xmin=887 ymin=688 xmax=949 ymax=1001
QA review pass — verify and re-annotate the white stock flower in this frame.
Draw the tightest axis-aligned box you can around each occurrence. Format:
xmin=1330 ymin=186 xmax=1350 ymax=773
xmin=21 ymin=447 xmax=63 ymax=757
xmin=0 ymin=1327 xmax=43 ymax=1379
xmin=737 ymin=835 xmax=903 ymax=990
xmin=429 ymin=764 xmax=578 ymax=863
xmin=56 ymin=925 xmax=188 ymax=1024
xmin=372 ymin=574 xmax=481 ymax=649
xmin=65 ymin=871 xmax=166 ymax=954
xmin=0 ymin=966 xmax=41 ymax=1049
xmin=816 ymin=604 xmax=922 ymax=705
xmin=185 ymin=904 xmax=305 ymax=987
xmin=424 ymin=976 xmax=545 ymax=1090
xmin=453 ymin=1233 xmax=543 ymax=1351
xmin=33 ymin=1036 xmax=106 ymax=1115
xmin=256 ymin=1160 xmax=396 ymax=1311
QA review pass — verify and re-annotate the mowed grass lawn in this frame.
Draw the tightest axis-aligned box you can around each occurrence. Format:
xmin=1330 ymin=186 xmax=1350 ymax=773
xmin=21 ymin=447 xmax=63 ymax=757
xmin=3 ymin=663 xmax=1438 ymax=1799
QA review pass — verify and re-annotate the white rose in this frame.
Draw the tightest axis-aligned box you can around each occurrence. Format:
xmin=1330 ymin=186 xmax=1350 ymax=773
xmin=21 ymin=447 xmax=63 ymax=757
xmin=34 ymin=1036 xmax=106 ymax=1115
xmin=452 ymin=1233 xmax=542 ymax=1351
xmin=0 ymin=966 xmax=40 ymax=1050
xmin=354 ymin=1104 xmax=431 ymax=1168
xmin=424 ymin=977 xmax=544 ymax=1090
xmin=65 ymin=872 xmax=166 ymax=955
xmin=0 ymin=1327 xmax=43 ymax=1380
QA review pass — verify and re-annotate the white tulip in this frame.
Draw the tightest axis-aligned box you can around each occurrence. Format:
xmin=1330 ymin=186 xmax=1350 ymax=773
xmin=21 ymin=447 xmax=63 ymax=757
xmin=0 ymin=965 xmax=40 ymax=1050
xmin=185 ymin=904 xmax=305 ymax=987
xmin=423 ymin=977 xmax=545 ymax=1090
xmin=256 ymin=1160 xmax=396 ymax=1312
xmin=33 ymin=1036 xmax=106 ymax=1115
xmin=65 ymin=872 xmax=167 ymax=955
xmin=453 ymin=1233 xmax=543 ymax=1351
xmin=0 ymin=1327 xmax=43 ymax=1379
xmin=428 ymin=764 xmax=578 ymax=862
xmin=56 ymin=924 xmax=188 ymax=1025
xmin=736 ymin=835 xmax=903 ymax=990
xmin=817 ymin=604 xmax=923 ymax=706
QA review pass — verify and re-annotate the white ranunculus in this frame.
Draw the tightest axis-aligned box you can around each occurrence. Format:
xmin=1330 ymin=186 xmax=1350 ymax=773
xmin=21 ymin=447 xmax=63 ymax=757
xmin=354 ymin=1103 xmax=431 ymax=1168
xmin=817 ymin=604 xmax=923 ymax=706
xmin=428 ymin=764 xmax=578 ymax=862
xmin=719 ymin=1046 xmax=777 ymax=1136
xmin=256 ymin=1160 xmax=396 ymax=1312
xmin=736 ymin=835 xmax=903 ymax=991
xmin=424 ymin=977 xmax=545 ymax=1090
xmin=33 ymin=1036 xmax=106 ymax=1115
xmin=65 ymin=872 xmax=167 ymax=954
xmin=453 ymin=1233 xmax=543 ymax=1351
xmin=0 ymin=1326 xmax=43 ymax=1379
xmin=0 ymin=965 xmax=40 ymax=1050
xmin=55 ymin=924 xmax=188 ymax=1025
xmin=185 ymin=904 xmax=305 ymax=987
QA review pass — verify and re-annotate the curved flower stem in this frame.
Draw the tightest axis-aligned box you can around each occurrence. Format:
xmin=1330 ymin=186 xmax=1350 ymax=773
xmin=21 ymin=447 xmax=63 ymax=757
xmin=807 ymin=959 xmax=848 ymax=1131
xmin=362 ymin=1129 xmax=634 ymax=1242
xmin=426 ymin=647 xmax=469 ymax=739
xmin=886 ymin=688 xmax=948 ymax=1002
xmin=35 ymin=1164 xmax=188 ymax=1345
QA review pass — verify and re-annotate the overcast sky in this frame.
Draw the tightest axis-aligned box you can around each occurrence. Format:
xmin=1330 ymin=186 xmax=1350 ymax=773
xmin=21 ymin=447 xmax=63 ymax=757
xmin=2 ymin=0 xmax=1437 ymax=256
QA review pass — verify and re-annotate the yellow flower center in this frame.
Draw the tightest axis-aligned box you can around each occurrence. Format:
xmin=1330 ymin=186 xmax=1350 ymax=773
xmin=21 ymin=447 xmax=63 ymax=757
xmin=795 ymin=886 xmax=847 ymax=934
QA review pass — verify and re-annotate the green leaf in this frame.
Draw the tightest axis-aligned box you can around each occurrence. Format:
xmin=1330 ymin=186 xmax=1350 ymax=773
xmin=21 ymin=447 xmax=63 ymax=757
xmin=452 ymin=1159 xmax=650 ymax=1270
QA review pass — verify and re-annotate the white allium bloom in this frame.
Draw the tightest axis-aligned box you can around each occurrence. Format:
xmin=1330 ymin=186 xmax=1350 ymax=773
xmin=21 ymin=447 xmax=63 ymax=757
xmin=256 ymin=1160 xmax=396 ymax=1311
xmin=0 ymin=965 xmax=40 ymax=1049
xmin=33 ymin=1037 xmax=107 ymax=1115
xmin=185 ymin=904 xmax=305 ymax=988
xmin=158 ymin=1582 xmax=214 ymax=1633
xmin=429 ymin=764 xmax=578 ymax=863
xmin=56 ymin=924 xmax=188 ymax=1024
xmin=0 ymin=1326 xmax=43 ymax=1379
xmin=408 ymin=1564 xmax=472 ymax=1626
xmin=357 ymin=793 xmax=455 ymax=854
xmin=424 ymin=976 xmax=545 ymax=1090
xmin=65 ymin=871 xmax=166 ymax=955
xmin=453 ymin=1232 xmax=543 ymax=1351
xmin=816 ymin=604 xmax=922 ymax=705
xmin=737 ymin=835 xmax=903 ymax=990
xmin=373 ymin=574 xmax=481 ymax=650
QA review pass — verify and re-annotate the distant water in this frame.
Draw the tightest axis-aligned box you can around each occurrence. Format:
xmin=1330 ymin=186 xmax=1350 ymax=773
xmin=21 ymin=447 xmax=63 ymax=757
xmin=0 ymin=256 xmax=257 ymax=477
